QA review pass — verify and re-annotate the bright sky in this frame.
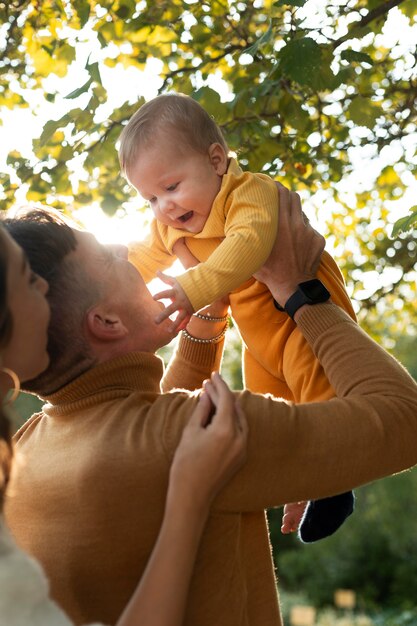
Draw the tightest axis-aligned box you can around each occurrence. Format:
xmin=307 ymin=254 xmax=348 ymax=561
xmin=0 ymin=2 xmax=416 ymax=258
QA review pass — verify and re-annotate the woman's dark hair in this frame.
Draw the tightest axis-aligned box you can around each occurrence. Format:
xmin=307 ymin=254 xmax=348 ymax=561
xmin=5 ymin=209 xmax=100 ymax=395
xmin=0 ymin=226 xmax=13 ymax=351
xmin=0 ymin=225 xmax=13 ymax=509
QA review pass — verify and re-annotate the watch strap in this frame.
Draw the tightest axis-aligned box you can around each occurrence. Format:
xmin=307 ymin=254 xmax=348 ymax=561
xmin=285 ymin=290 xmax=311 ymax=320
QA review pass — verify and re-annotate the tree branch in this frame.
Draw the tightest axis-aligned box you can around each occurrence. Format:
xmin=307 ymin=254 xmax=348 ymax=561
xmin=159 ymin=44 xmax=248 ymax=91
xmin=332 ymin=0 xmax=406 ymax=50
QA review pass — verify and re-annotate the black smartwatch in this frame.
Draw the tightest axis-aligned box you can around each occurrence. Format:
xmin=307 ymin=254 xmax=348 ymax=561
xmin=274 ymin=279 xmax=330 ymax=320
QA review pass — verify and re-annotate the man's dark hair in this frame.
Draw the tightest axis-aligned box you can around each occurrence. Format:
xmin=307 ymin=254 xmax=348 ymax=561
xmin=5 ymin=210 xmax=101 ymax=396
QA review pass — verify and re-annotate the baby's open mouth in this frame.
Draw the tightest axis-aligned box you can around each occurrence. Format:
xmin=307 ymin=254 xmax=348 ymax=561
xmin=178 ymin=211 xmax=193 ymax=223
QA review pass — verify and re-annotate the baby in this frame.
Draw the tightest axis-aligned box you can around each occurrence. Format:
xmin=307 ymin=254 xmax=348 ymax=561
xmin=119 ymin=92 xmax=355 ymax=543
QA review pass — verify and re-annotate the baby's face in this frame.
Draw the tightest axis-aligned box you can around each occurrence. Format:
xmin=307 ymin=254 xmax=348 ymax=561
xmin=128 ymin=139 xmax=226 ymax=233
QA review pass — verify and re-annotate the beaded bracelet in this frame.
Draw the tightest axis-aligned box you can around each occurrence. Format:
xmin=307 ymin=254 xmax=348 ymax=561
xmin=182 ymin=324 xmax=228 ymax=344
xmin=193 ymin=312 xmax=229 ymax=323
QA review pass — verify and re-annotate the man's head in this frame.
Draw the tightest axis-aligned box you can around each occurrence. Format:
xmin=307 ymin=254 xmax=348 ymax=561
xmin=5 ymin=210 xmax=174 ymax=396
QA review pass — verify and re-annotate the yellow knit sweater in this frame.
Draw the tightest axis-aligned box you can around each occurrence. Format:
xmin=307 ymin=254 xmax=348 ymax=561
xmin=129 ymin=159 xmax=356 ymax=401
xmin=6 ymin=305 xmax=417 ymax=626
xmin=129 ymin=158 xmax=278 ymax=311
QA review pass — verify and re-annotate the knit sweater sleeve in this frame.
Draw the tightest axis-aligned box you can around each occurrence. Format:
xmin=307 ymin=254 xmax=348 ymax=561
xmin=282 ymin=250 xmax=356 ymax=402
xmin=177 ymin=175 xmax=278 ymax=312
xmin=161 ymin=333 xmax=225 ymax=392
xmin=208 ymin=303 xmax=417 ymax=511
xmin=128 ymin=219 xmax=175 ymax=284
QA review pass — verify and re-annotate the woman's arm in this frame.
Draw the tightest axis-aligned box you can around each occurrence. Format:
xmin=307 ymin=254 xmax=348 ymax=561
xmin=117 ymin=374 xmax=247 ymax=626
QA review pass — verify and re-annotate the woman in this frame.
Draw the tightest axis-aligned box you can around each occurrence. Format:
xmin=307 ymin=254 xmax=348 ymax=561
xmin=0 ymin=224 xmax=247 ymax=626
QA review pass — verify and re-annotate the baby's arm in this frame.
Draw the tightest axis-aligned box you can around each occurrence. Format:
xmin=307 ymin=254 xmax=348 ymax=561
xmin=129 ymin=219 xmax=176 ymax=284
xmin=177 ymin=178 xmax=278 ymax=312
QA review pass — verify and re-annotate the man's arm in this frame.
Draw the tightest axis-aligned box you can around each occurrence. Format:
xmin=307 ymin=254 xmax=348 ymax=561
xmin=162 ymin=241 xmax=229 ymax=393
xmin=161 ymin=301 xmax=417 ymax=513
xmin=164 ymin=186 xmax=417 ymax=511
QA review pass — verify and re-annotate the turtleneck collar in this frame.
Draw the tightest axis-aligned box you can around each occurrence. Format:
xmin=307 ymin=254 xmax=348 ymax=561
xmin=42 ymin=352 xmax=164 ymax=417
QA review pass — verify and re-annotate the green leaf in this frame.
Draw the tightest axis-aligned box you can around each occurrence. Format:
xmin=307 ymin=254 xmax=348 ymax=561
xmin=39 ymin=117 xmax=68 ymax=145
xmin=73 ymin=0 xmax=90 ymax=27
xmin=279 ymin=92 xmax=310 ymax=132
xmin=347 ymin=96 xmax=380 ymax=128
xmin=193 ymin=87 xmax=228 ymax=124
xmin=56 ymin=42 xmax=76 ymax=65
xmin=274 ymin=0 xmax=306 ymax=6
xmin=97 ymin=31 xmax=107 ymax=48
xmin=391 ymin=208 xmax=417 ymax=237
xmin=115 ymin=0 xmax=136 ymax=20
xmin=87 ymin=61 xmax=102 ymax=85
xmin=398 ymin=0 xmax=417 ymax=19
xmin=76 ymin=192 xmax=93 ymax=204
xmin=101 ymin=194 xmax=120 ymax=215
xmin=244 ymin=21 xmax=273 ymax=58
xmin=65 ymin=78 xmax=93 ymax=99
xmin=279 ymin=38 xmax=335 ymax=90
xmin=341 ymin=50 xmax=373 ymax=65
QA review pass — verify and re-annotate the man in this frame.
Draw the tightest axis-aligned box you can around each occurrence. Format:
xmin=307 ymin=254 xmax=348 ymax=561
xmin=5 ymin=188 xmax=417 ymax=626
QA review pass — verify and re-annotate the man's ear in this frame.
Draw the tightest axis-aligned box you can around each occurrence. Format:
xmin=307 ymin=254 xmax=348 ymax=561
xmin=86 ymin=306 xmax=128 ymax=342
xmin=208 ymin=143 xmax=228 ymax=175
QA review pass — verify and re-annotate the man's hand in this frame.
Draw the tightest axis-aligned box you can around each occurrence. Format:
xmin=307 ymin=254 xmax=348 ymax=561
xmin=253 ymin=185 xmax=325 ymax=308
xmin=153 ymin=272 xmax=193 ymax=331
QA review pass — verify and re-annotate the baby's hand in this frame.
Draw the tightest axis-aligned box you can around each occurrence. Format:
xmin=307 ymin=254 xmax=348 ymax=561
xmin=153 ymin=271 xmax=193 ymax=331
xmin=281 ymin=501 xmax=308 ymax=534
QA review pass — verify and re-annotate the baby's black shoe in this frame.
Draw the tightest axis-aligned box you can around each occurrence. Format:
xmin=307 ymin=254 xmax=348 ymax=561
xmin=299 ymin=491 xmax=355 ymax=543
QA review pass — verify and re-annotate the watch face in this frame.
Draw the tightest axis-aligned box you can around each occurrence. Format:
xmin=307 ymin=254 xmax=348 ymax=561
xmin=299 ymin=280 xmax=330 ymax=302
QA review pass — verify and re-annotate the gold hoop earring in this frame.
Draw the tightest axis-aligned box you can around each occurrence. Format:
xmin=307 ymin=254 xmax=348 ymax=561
xmin=1 ymin=367 xmax=21 ymax=405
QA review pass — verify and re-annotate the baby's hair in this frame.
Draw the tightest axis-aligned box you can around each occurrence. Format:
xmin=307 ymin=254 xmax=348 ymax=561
xmin=118 ymin=92 xmax=229 ymax=179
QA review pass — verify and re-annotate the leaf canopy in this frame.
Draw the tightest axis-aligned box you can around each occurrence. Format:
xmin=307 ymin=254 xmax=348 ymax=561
xmin=0 ymin=0 xmax=416 ymax=330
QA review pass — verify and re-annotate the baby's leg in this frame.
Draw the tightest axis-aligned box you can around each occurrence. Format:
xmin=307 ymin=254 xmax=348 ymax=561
xmin=243 ymin=347 xmax=355 ymax=542
xmin=299 ymin=492 xmax=355 ymax=543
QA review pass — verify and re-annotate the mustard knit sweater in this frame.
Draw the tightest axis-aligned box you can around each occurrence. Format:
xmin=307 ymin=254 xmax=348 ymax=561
xmin=6 ymin=305 xmax=417 ymax=626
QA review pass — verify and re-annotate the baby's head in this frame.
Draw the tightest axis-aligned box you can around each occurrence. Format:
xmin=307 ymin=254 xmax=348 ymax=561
xmin=119 ymin=93 xmax=230 ymax=233
xmin=119 ymin=93 xmax=229 ymax=177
